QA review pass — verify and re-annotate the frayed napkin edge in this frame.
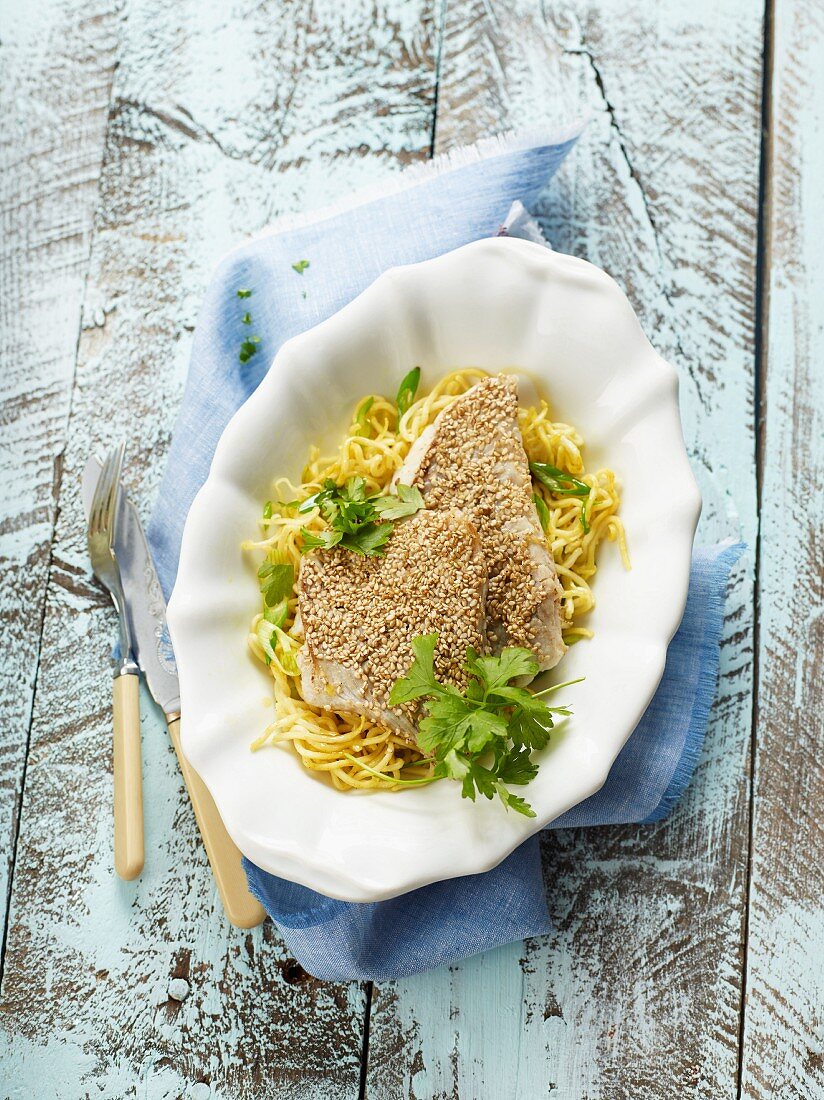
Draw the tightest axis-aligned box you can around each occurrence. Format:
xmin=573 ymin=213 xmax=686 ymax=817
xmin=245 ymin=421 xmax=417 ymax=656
xmin=642 ymin=539 xmax=747 ymax=823
xmin=231 ymin=119 xmax=589 ymax=251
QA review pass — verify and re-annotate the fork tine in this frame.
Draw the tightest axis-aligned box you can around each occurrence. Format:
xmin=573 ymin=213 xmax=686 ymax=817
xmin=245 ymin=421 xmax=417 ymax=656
xmin=90 ymin=449 xmax=117 ymax=538
xmin=89 ymin=449 xmax=114 ymax=538
xmin=89 ymin=444 xmax=124 ymax=540
xmin=102 ymin=444 xmax=125 ymax=547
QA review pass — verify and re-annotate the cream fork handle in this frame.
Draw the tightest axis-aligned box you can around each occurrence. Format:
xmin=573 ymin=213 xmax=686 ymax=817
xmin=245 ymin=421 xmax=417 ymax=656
xmin=113 ymin=670 xmax=144 ymax=880
xmin=168 ymin=718 xmax=265 ymax=929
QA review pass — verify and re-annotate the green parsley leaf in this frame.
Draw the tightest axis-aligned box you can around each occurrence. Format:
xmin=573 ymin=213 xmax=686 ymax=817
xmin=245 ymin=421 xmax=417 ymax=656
xmin=466 ymin=761 xmax=497 ymax=801
xmin=495 ymin=788 xmax=536 ymax=818
xmin=464 ymin=646 xmax=539 ymax=691
xmin=440 ymin=749 xmax=471 ymax=781
xmin=464 ymin=707 xmax=510 ymax=753
xmin=299 ymin=526 xmax=343 ymax=552
xmin=461 ymin=770 xmax=477 ymax=801
xmin=297 ymin=477 xmax=422 ymax=557
xmin=418 ymin=693 xmax=476 ymax=754
xmin=508 ymin=706 xmax=554 ymax=751
xmin=373 ymin=483 xmax=425 ymax=521
xmin=484 ymin=683 xmax=541 ymax=710
xmin=530 ymin=462 xmax=591 ymax=498
xmin=387 ymin=633 xmax=578 ymax=816
xmin=497 ymin=746 xmax=539 ymax=786
xmin=297 ymin=487 xmax=328 ymax=514
xmin=396 ymin=366 xmax=421 ymax=418
xmin=236 ymin=288 xmax=253 ymax=299
xmin=343 ymin=521 xmax=393 ymax=556
xmin=257 ymin=561 xmax=294 ymax=607
xmin=241 ymin=311 xmax=252 ymax=325
xmin=292 ymin=259 xmax=310 ymax=274
xmin=341 ymin=475 xmax=367 ymax=502
xmin=263 ymin=500 xmax=273 ymax=520
xmin=533 ymin=491 xmax=551 ymax=533
xmin=388 ymin=633 xmax=440 ymax=704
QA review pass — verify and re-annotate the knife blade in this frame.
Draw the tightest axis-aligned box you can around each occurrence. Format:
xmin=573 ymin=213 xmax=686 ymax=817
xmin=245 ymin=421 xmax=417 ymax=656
xmin=82 ymin=457 xmax=180 ymax=720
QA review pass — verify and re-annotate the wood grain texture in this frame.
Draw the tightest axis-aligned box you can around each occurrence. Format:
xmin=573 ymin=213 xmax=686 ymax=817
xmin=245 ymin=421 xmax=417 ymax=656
xmin=0 ymin=0 xmax=119 ymax=939
xmin=367 ymin=2 xmax=762 ymax=1097
xmin=0 ymin=0 xmax=437 ymax=1094
xmin=741 ymin=2 xmax=824 ymax=1095
xmin=5 ymin=1 xmax=822 ymax=1097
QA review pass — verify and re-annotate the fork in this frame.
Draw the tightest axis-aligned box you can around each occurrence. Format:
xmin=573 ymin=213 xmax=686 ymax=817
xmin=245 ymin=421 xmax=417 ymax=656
xmin=87 ymin=444 xmax=144 ymax=880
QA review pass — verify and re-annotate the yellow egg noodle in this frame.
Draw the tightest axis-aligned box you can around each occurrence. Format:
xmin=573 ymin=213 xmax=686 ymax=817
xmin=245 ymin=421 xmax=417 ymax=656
xmin=243 ymin=369 xmax=629 ymax=790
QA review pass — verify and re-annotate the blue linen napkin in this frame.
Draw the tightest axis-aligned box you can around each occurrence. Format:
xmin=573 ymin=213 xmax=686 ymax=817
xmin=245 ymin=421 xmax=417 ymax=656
xmin=149 ymin=129 xmax=744 ymax=981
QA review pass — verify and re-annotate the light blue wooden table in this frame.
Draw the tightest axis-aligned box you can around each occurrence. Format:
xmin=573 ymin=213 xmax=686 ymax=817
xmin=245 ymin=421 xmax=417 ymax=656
xmin=0 ymin=1 xmax=821 ymax=1096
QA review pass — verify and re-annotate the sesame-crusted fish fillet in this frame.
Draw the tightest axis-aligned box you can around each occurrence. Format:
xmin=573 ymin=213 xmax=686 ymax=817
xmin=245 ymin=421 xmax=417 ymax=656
xmin=394 ymin=374 xmax=566 ymax=671
xmin=296 ymin=508 xmax=487 ymax=739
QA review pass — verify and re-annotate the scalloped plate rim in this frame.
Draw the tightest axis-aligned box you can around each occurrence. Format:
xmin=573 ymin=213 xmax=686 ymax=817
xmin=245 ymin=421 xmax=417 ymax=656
xmin=167 ymin=237 xmax=701 ymax=902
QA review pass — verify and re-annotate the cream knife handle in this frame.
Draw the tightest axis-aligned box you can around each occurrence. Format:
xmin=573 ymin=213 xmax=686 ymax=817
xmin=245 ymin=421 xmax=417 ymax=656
xmin=113 ymin=670 xmax=144 ymax=880
xmin=168 ymin=718 xmax=265 ymax=929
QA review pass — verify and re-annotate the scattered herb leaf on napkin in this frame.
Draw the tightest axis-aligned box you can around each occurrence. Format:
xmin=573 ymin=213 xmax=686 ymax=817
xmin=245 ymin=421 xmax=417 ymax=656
xmin=239 ymin=335 xmax=261 ymax=363
xmin=234 ymin=288 xmax=262 ymax=363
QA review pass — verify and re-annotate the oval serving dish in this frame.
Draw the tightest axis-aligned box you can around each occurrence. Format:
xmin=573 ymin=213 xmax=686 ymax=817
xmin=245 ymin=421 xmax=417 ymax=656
xmin=167 ymin=236 xmax=701 ymax=903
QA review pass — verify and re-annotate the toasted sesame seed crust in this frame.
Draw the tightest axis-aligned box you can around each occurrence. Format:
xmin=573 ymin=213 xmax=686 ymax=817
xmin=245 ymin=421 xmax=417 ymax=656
xmin=397 ymin=374 xmax=565 ymax=665
xmin=297 ymin=508 xmax=487 ymax=738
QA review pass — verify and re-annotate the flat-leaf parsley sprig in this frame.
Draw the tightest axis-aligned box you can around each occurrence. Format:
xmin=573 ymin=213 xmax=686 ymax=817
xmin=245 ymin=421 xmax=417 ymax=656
xmin=347 ymin=634 xmax=581 ymax=816
xmin=298 ymin=475 xmax=424 ymax=557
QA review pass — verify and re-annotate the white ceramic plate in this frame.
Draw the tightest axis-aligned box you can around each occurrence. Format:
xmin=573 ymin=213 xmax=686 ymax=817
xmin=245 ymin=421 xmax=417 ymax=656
xmin=167 ymin=237 xmax=701 ymax=902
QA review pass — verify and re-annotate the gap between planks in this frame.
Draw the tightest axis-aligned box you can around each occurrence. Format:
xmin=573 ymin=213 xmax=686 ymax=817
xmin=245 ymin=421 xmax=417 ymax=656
xmin=736 ymin=0 xmax=775 ymax=1095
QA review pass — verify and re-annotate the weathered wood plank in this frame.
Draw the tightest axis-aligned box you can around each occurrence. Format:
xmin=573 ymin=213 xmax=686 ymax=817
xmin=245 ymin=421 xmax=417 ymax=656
xmin=0 ymin=0 xmax=119 ymax=940
xmin=367 ymin=2 xmax=761 ymax=1097
xmin=740 ymin=2 xmax=824 ymax=1095
xmin=0 ymin=0 xmax=438 ymax=1095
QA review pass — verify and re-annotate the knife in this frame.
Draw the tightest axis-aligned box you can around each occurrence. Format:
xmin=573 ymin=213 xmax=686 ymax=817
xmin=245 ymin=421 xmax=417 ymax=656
xmin=82 ymin=457 xmax=265 ymax=928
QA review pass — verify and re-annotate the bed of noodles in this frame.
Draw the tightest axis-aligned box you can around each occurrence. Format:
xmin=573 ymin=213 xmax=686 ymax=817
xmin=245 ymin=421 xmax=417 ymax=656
xmin=243 ymin=369 xmax=629 ymax=790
